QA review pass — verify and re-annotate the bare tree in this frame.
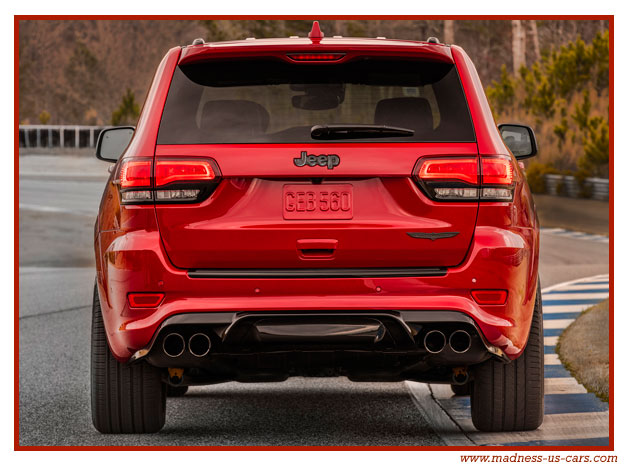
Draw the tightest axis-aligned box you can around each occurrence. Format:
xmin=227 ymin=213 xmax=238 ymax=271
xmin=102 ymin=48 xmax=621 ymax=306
xmin=18 ymin=19 xmax=609 ymax=125
xmin=334 ymin=20 xmax=344 ymax=36
xmin=511 ymin=20 xmax=527 ymax=74
xmin=528 ymin=20 xmax=541 ymax=63
xmin=444 ymin=20 xmax=455 ymax=44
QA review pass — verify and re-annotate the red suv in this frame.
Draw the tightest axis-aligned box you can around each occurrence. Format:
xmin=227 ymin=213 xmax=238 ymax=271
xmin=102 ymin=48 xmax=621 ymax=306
xmin=91 ymin=23 xmax=543 ymax=435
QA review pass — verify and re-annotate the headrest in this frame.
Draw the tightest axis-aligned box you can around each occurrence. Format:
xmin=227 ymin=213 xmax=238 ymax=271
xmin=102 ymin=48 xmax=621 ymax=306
xmin=374 ymin=97 xmax=434 ymax=135
xmin=200 ymin=100 xmax=270 ymax=136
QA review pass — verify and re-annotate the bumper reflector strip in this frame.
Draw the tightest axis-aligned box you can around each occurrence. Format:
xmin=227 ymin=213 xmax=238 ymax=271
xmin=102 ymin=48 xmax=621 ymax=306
xmin=128 ymin=293 xmax=165 ymax=308
xmin=471 ymin=289 xmax=508 ymax=305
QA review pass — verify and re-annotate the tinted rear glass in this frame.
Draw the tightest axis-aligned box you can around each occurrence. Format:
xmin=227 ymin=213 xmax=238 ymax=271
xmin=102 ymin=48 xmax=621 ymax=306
xmin=157 ymin=58 xmax=475 ymax=144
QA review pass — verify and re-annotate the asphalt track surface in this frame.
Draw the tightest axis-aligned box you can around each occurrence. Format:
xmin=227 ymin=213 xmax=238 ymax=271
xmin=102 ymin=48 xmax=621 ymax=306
xmin=17 ymin=155 xmax=610 ymax=446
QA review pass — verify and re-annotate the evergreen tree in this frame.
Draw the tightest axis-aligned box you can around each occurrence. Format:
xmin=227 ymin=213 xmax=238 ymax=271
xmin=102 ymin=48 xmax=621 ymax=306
xmin=111 ymin=88 xmax=140 ymax=126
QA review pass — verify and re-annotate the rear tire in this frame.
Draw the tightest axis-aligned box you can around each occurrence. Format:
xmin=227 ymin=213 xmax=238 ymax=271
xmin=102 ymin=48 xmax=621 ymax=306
xmin=91 ymin=283 xmax=167 ymax=433
xmin=470 ymin=283 xmax=544 ymax=432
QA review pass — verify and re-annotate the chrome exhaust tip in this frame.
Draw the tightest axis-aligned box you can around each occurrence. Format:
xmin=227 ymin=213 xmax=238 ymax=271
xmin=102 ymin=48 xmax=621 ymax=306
xmin=449 ymin=330 xmax=472 ymax=354
xmin=424 ymin=330 xmax=446 ymax=354
xmin=188 ymin=333 xmax=211 ymax=357
xmin=163 ymin=333 xmax=185 ymax=358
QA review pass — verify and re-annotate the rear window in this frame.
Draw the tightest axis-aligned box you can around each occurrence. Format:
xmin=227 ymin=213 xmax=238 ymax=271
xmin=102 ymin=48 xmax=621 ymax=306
xmin=157 ymin=58 xmax=475 ymax=144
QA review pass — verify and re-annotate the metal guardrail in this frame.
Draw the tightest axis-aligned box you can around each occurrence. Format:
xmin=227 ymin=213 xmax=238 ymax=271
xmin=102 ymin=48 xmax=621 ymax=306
xmin=19 ymin=125 xmax=110 ymax=149
xmin=544 ymin=174 xmax=609 ymax=201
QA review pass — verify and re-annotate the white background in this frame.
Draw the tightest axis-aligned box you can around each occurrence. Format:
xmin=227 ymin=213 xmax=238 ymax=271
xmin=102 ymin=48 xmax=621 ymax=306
xmin=4 ymin=2 xmax=623 ymax=464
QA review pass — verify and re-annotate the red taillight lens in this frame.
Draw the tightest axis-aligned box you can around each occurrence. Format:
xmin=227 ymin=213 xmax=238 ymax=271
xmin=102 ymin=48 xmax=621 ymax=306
xmin=471 ymin=290 xmax=508 ymax=305
xmin=287 ymin=53 xmax=345 ymax=61
xmin=415 ymin=157 xmax=479 ymax=200
xmin=128 ymin=292 xmax=165 ymax=308
xmin=117 ymin=157 xmax=221 ymax=205
xmin=119 ymin=159 xmax=152 ymax=188
xmin=414 ymin=156 xmax=516 ymax=202
xmin=155 ymin=159 xmax=217 ymax=187
xmin=482 ymin=157 xmax=515 ymax=185
xmin=418 ymin=158 xmax=478 ymax=185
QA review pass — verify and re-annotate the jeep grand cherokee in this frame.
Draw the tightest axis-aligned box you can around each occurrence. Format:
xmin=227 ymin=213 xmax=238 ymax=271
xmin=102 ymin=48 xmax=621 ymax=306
xmin=91 ymin=22 xmax=543 ymax=434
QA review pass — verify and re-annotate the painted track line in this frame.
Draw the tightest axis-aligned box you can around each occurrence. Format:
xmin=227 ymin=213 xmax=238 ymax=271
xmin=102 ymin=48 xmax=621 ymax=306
xmin=406 ymin=382 xmax=474 ymax=446
xmin=407 ymin=274 xmax=609 ymax=446
xmin=540 ymin=227 xmax=609 ymax=243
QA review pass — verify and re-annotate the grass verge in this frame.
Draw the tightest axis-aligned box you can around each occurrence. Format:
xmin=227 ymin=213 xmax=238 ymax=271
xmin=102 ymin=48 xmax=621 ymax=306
xmin=556 ymin=299 xmax=609 ymax=402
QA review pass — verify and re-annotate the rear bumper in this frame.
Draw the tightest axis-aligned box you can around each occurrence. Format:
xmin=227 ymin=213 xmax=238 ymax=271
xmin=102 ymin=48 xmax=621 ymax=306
xmin=133 ymin=310 xmax=505 ymax=384
xmin=96 ymin=224 xmax=538 ymax=363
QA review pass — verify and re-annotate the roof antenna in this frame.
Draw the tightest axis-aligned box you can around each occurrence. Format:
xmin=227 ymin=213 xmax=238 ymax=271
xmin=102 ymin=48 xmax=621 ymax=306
xmin=308 ymin=21 xmax=324 ymax=42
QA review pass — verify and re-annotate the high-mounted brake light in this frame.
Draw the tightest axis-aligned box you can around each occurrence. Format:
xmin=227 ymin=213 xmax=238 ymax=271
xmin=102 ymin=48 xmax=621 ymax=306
xmin=287 ymin=53 xmax=345 ymax=62
xmin=117 ymin=157 xmax=221 ymax=205
xmin=414 ymin=155 xmax=516 ymax=202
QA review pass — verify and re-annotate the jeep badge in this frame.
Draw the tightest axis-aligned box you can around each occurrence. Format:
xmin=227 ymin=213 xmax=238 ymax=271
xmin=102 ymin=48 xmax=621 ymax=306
xmin=293 ymin=151 xmax=340 ymax=170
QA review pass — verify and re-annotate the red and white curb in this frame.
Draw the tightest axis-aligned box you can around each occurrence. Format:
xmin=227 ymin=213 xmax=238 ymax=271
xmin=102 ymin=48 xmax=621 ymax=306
xmin=407 ymin=274 xmax=610 ymax=446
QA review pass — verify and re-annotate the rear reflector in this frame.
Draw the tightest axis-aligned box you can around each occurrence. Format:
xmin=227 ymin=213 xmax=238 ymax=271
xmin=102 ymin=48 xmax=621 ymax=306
xmin=471 ymin=290 xmax=508 ymax=305
xmin=128 ymin=293 xmax=165 ymax=308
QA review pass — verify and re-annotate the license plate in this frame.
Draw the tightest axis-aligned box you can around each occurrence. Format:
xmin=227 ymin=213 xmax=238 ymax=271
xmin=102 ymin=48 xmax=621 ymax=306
xmin=283 ymin=184 xmax=353 ymax=220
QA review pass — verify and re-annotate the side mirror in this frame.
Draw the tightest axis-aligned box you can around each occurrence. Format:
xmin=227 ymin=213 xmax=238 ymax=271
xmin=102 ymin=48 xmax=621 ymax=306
xmin=95 ymin=127 xmax=135 ymax=162
xmin=498 ymin=124 xmax=538 ymax=159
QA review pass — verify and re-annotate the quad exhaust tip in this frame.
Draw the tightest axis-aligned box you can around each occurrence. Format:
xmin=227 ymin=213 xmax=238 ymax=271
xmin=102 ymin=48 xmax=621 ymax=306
xmin=163 ymin=333 xmax=185 ymax=358
xmin=449 ymin=330 xmax=472 ymax=354
xmin=424 ymin=330 xmax=447 ymax=354
xmin=188 ymin=333 xmax=211 ymax=357
xmin=424 ymin=329 xmax=472 ymax=354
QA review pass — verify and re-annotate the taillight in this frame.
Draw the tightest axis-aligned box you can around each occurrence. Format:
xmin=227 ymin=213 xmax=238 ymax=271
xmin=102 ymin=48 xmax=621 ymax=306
xmin=414 ymin=155 xmax=516 ymax=201
xmin=116 ymin=157 xmax=221 ymax=205
xmin=418 ymin=158 xmax=478 ymax=185
xmin=120 ymin=160 xmax=152 ymax=188
xmin=155 ymin=159 xmax=217 ymax=186
xmin=414 ymin=157 xmax=479 ymax=201
xmin=480 ymin=157 xmax=515 ymax=201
